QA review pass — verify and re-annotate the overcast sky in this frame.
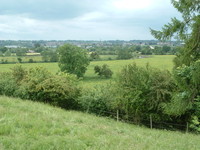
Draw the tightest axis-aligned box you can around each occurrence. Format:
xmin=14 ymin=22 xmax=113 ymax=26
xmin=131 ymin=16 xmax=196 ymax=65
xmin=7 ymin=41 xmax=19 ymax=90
xmin=0 ymin=0 xmax=181 ymax=40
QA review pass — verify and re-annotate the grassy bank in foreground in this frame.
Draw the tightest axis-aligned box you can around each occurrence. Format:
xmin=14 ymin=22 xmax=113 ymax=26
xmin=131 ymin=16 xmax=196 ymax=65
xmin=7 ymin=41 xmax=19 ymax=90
xmin=0 ymin=96 xmax=200 ymax=150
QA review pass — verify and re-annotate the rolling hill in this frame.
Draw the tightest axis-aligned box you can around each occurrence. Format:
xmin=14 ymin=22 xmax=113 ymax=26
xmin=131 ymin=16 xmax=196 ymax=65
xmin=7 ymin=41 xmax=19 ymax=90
xmin=0 ymin=96 xmax=199 ymax=150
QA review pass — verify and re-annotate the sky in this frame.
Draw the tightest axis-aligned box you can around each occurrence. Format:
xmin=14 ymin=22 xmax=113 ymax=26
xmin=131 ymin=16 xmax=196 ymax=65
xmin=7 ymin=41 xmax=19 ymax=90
xmin=0 ymin=0 xmax=181 ymax=40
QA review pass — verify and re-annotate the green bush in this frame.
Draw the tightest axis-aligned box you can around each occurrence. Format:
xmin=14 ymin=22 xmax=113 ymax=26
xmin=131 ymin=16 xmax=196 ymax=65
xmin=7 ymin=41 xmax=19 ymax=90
xmin=17 ymin=58 xmax=22 ymax=63
xmin=94 ymin=64 xmax=113 ymax=78
xmin=11 ymin=65 xmax=27 ymax=83
xmin=0 ymin=66 xmax=81 ymax=110
xmin=0 ymin=72 xmax=17 ymax=96
xmin=28 ymin=59 xmax=34 ymax=63
xmin=116 ymin=63 xmax=176 ymax=122
xmin=16 ymin=67 xmax=80 ymax=109
xmin=15 ymin=67 xmax=52 ymax=100
xmin=117 ymin=49 xmax=133 ymax=60
xmin=163 ymin=61 xmax=200 ymax=130
xmin=78 ymin=85 xmax=115 ymax=116
xmin=90 ymin=52 xmax=100 ymax=60
xmin=34 ymin=74 xmax=80 ymax=109
xmin=190 ymin=116 xmax=200 ymax=133
xmin=1 ymin=59 xmax=8 ymax=64
xmin=0 ymin=65 xmax=28 ymax=98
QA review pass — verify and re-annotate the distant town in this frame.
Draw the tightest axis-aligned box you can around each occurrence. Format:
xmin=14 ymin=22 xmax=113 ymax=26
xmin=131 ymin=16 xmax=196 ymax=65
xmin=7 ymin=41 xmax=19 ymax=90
xmin=0 ymin=40 xmax=182 ymax=49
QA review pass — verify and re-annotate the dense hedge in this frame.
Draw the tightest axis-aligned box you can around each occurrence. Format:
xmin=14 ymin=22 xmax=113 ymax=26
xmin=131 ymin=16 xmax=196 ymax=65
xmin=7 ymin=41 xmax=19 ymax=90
xmin=78 ymin=85 xmax=115 ymax=116
xmin=0 ymin=66 xmax=80 ymax=109
xmin=116 ymin=63 xmax=176 ymax=122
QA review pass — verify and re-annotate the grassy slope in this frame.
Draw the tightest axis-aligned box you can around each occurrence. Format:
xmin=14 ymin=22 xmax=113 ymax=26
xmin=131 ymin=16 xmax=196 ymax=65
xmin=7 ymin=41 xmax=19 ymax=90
xmin=0 ymin=96 xmax=200 ymax=150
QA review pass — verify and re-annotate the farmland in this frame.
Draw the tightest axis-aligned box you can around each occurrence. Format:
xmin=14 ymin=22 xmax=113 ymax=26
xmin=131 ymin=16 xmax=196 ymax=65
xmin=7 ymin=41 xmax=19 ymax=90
xmin=0 ymin=55 xmax=175 ymax=86
xmin=0 ymin=55 xmax=117 ymax=63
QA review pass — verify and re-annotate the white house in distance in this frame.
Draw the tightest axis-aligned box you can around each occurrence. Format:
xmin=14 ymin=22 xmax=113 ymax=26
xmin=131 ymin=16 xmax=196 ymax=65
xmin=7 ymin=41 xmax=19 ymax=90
xmin=149 ymin=46 xmax=155 ymax=50
xmin=5 ymin=45 xmax=19 ymax=48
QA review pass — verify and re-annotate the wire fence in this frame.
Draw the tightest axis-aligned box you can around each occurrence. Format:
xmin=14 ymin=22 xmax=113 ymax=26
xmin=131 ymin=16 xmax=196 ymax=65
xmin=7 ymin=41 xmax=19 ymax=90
xmin=84 ymin=107 xmax=189 ymax=133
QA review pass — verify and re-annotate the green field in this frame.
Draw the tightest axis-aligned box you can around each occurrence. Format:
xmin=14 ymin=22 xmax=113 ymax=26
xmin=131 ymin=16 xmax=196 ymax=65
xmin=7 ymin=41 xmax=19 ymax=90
xmin=0 ymin=56 xmax=43 ymax=63
xmin=0 ymin=96 xmax=199 ymax=150
xmin=0 ymin=55 xmax=117 ymax=63
xmin=0 ymin=55 xmax=175 ymax=86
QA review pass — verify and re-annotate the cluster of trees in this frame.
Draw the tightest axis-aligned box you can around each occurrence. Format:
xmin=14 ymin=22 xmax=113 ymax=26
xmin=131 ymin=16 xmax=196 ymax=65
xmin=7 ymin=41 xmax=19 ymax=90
xmin=90 ymin=52 xmax=100 ymax=60
xmin=0 ymin=47 xmax=11 ymax=57
xmin=0 ymin=47 xmax=28 ymax=57
xmin=57 ymin=44 xmax=114 ymax=78
xmin=0 ymin=41 xmax=179 ymax=64
xmin=88 ymin=44 xmax=178 ymax=57
xmin=94 ymin=64 xmax=113 ymax=78
xmin=41 ymin=50 xmax=58 ymax=62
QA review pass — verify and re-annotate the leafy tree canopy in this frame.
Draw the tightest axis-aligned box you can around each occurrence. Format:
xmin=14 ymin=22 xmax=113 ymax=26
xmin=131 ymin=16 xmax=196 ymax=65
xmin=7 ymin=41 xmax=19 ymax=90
xmin=0 ymin=47 xmax=8 ymax=53
xmin=151 ymin=0 xmax=200 ymax=66
xmin=94 ymin=64 xmax=113 ymax=78
xmin=57 ymin=44 xmax=89 ymax=78
xmin=151 ymin=0 xmax=200 ymax=128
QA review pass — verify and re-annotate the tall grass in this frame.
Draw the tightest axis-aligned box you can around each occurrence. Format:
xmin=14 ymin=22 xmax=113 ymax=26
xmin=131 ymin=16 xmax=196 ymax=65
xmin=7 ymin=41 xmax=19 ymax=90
xmin=0 ymin=96 xmax=199 ymax=150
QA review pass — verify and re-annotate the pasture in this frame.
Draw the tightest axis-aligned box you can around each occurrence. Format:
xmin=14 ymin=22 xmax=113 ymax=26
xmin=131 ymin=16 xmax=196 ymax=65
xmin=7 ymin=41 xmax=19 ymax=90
xmin=0 ymin=56 xmax=43 ymax=63
xmin=0 ymin=54 xmax=117 ymax=63
xmin=0 ymin=55 xmax=175 ymax=86
xmin=0 ymin=96 xmax=200 ymax=150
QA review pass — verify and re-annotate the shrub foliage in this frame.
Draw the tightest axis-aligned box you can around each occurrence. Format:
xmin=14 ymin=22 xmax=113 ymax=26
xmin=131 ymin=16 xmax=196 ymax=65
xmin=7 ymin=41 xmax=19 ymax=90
xmin=116 ymin=63 xmax=176 ymax=122
xmin=0 ymin=66 xmax=80 ymax=109
xmin=94 ymin=64 xmax=113 ymax=78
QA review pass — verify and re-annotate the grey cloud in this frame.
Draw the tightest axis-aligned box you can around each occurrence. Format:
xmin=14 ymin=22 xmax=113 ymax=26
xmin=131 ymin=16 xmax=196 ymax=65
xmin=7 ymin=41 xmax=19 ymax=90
xmin=0 ymin=0 xmax=105 ymax=20
xmin=0 ymin=0 xmax=181 ymax=40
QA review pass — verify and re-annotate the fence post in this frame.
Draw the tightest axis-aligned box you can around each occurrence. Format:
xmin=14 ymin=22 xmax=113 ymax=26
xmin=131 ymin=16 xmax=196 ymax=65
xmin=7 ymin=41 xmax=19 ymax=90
xmin=150 ymin=115 xmax=153 ymax=129
xmin=186 ymin=122 xmax=189 ymax=133
xmin=117 ymin=110 xmax=119 ymax=122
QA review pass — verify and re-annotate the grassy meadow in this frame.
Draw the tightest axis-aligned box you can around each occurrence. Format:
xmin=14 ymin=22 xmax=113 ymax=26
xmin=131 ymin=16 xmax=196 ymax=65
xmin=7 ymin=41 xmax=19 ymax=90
xmin=0 ymin=55 xmax=43 ymax=63
xmin=0 ymin=55 xmax=117 ymax=63
xmin=0 ymin=96 xmax=200 ymax=150
xmin=0 ymin=55 xmax=175 ymax=86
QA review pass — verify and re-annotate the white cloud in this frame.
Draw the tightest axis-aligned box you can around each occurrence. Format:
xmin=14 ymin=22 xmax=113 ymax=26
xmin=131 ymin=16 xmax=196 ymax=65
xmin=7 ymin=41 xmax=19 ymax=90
xmin=112 ymin=0 xmax=151 ymax=11
xmin=74 ymin=12 xmax=107 ymax=22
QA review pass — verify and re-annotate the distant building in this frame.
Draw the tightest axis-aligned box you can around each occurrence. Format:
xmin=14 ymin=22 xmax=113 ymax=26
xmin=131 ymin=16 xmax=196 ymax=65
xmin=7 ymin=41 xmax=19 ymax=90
xmin=5 ymin=45 xmax=19 ymax=48
xmin=27 ymin=50 xmax=35 ymax=53
xmin=149 ymin=46 xmax=155 ymax=50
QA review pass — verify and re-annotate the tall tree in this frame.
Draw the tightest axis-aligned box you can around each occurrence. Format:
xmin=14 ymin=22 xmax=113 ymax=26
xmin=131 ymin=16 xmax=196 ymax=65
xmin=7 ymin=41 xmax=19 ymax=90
xmin=4 ymin=50 xmax=11 ymax=56
xmin=151 ymin=0 xmax=200 ymax=67
xmin=57 ymin=44 xmax=89 ymax=78
xmin=151 ymin=0 xmax=200 ymax=124
xmin=117 ymin=48 xmax=133 ymax=60
xmin=0 ymin=47 xmax=8 ymax=53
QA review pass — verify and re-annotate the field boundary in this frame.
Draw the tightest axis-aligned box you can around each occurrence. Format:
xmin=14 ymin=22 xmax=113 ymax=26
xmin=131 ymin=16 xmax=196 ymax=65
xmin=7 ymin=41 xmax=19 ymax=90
xmin=85 ymin=107 xmax=189 ymax=133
